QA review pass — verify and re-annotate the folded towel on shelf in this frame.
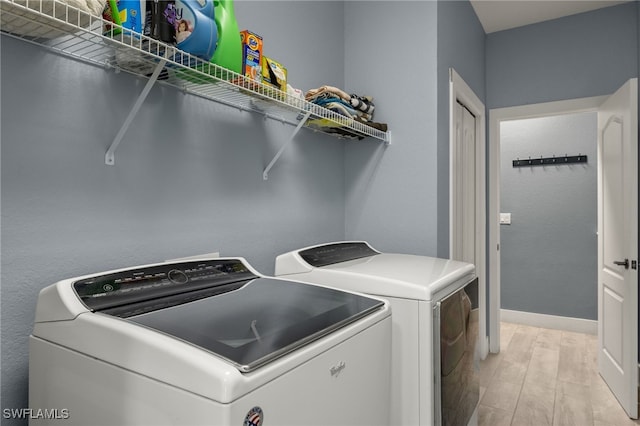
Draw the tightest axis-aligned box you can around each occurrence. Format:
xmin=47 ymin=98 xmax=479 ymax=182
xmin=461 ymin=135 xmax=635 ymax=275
xmin=303 ymin=84 xmax=386 ymax=139
xmin=322 ymin=101 xmax=372 ymax=122
xmin=309 ymin=94 xmax=371 ymax=119
xmin=305 ymin=85 xmax=351 ymax=102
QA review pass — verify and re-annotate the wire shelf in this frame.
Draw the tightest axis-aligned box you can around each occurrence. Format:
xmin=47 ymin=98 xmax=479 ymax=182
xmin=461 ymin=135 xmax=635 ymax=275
xmin=0 ymin=0 xmax=390 ymax=143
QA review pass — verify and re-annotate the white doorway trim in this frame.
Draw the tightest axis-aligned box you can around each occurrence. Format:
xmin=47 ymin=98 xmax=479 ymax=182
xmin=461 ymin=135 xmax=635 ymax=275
xmin=449 ymin=68 xmax=487 ymax=358
xmin=488 ymin=95 xmax=607 ymax=353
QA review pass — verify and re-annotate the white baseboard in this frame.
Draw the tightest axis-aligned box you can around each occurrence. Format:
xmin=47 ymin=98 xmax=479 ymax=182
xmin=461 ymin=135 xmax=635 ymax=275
xmin=500 ymin=309 xmax=597 ymax=335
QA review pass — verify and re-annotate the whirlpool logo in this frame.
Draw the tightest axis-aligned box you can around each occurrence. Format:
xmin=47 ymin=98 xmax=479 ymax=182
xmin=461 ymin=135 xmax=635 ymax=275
xmin=330 ymin=361 xmax=346 ymax=377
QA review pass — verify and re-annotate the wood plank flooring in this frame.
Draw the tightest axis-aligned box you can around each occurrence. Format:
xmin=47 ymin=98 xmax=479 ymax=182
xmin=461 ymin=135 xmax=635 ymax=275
xmin=479 ymin=322 xmax=640 ymax=426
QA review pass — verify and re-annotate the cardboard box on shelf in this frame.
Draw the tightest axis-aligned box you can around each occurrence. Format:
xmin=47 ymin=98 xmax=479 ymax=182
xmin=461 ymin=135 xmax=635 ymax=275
xmin=240 ymin=30 xmax=263 ymax=82
xmin=261 ymin=56 xmax=287 ymax=91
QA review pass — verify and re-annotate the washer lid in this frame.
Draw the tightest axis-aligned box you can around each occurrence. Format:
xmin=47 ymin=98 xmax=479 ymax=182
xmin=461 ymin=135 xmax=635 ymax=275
xmin=72 ymin=258 xmax=384 ymax=371
xmin=127 ymin=277 xmax=384 ymax=372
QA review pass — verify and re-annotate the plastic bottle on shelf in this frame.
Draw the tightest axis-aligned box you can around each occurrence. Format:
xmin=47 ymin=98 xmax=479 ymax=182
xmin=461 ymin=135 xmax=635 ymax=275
xmin=146 ymin=0 xmax=176 ymax=43
xmin=209 ymin=0 xmax=242 ymax=75
xmin=172 ymin=0 xmax=218 ymax=62
xmin=172 ymin=0 xmax=241 ymax=83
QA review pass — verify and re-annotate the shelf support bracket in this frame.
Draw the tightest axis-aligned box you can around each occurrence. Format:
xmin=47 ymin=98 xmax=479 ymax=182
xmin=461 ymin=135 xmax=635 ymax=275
xmin=105 ymin=58 xmax=168 ymax=165
xmin=263 ymin=110 xmax=312 ymax=180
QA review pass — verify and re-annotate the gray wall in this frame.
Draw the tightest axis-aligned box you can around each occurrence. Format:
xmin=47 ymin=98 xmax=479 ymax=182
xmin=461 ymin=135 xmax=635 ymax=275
xmin=500 ymin=112 xmax=598 ymax=320
xmin=486 ymin=2 xmax=639 ymax=110
xmin=343 ymin=0 xmax=439 ymax=256
xmin=1 ymin=1 xmax=346 ymax=421
xmin=342 ymin=0 xmax=485 ymax=258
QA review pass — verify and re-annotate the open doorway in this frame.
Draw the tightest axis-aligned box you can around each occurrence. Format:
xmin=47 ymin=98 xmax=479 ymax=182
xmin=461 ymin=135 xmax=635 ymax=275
xmin=489 ymin=97 xmax=605 ymax=353
xmin=488 ymin=80 xmax=638 ymax=418
xmin=499 ymin=111 xmax=598 ymax=329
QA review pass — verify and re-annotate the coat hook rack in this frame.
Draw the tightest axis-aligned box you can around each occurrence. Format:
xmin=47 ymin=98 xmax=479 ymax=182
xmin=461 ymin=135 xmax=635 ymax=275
xmin=512 ymin=154 xmax=587 ymax=168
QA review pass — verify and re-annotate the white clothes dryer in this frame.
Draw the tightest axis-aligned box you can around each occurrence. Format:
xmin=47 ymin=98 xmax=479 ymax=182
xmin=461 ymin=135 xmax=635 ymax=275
xmin=29 ymin=256 xmax=391 ymax=426
xmin=275 ymin=241 xmax=479 ymax=426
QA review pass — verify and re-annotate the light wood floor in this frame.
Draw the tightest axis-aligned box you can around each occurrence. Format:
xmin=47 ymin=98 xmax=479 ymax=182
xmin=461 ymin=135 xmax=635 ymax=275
xmin=479 ymin=322 xmax=640 ymax=426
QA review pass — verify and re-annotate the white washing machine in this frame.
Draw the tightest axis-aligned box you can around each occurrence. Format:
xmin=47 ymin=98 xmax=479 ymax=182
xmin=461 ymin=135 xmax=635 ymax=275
xmin=29 ymin=256 xmax=391 ymax=426
xmin=275 ymin=241 xmax=480 ymax=426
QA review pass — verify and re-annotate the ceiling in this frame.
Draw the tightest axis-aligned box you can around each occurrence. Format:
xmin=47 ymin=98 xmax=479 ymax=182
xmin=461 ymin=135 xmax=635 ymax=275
xmin=469 ymin=0 xmax=633 ymax=33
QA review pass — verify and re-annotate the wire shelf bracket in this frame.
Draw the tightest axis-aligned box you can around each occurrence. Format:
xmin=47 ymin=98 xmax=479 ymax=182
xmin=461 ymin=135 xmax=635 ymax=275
xmin=263 ymin=110 xmax=312 ymax=180
xmin=105 ymin=58 xmax=167 ymax=165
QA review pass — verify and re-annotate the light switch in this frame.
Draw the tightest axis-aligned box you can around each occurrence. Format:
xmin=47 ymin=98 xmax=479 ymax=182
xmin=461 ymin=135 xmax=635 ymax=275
xmin=500 ymin=213 xmax=512 ymax=225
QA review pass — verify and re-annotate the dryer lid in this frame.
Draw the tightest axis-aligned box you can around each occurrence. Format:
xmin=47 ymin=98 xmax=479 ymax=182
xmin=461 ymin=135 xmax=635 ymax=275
xmin=317 ymin=254 xmax=475 ymax=300
xmin=281 ymin=242 xmax=476 ymax=300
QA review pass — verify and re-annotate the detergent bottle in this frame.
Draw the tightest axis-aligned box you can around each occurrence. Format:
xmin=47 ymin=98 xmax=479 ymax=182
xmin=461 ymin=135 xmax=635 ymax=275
xmin=209 ymin=0 xmax=241 ymax=74
xmin=171 ymin=0 xmax=242 ymax=83
xmin=146 ymin=0 xmax=176 ymax=43
xmin=172 ymin=0 xmax=218 ymax=62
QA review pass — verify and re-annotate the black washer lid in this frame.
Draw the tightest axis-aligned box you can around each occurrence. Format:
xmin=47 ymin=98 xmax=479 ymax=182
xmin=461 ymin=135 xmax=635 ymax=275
xmin=128 ymin=277 xmax=384 ymax=371
xmin=72 ymin=258 xmax=384 ymax=372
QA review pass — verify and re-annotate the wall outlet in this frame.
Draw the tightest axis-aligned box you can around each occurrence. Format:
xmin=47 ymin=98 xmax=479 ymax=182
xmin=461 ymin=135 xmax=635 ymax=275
xmin=500 ymin=213 xmax=512 ymax=225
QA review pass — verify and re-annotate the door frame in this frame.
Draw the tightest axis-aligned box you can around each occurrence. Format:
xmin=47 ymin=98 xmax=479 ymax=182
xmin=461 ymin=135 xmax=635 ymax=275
xmin=449 ymin=68 xmax=487 ymax=358
xmin=488 ymin=95 xmax=607 ymax=352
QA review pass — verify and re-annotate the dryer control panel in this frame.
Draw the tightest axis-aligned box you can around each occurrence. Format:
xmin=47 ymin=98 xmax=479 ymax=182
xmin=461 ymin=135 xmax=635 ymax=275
xmin=73 ymin=259 xmax=257 ymax=317
xmin=299 ymin=242 xmax=379 ymax=267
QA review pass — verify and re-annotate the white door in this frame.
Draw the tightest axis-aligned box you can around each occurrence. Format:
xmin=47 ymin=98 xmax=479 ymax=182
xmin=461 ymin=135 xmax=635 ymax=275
xmin=449 ymin=68 xmax=487 ymax=358
xmin=598 ymin=78 xmax=638 ymax=419
xmin=452 ymin=102 xmax=476 ymax=265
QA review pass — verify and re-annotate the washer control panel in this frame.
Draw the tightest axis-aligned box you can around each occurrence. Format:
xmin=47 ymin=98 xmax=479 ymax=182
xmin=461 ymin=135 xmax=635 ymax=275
xmin=73 ymin=259 xmax=257 ymax=316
